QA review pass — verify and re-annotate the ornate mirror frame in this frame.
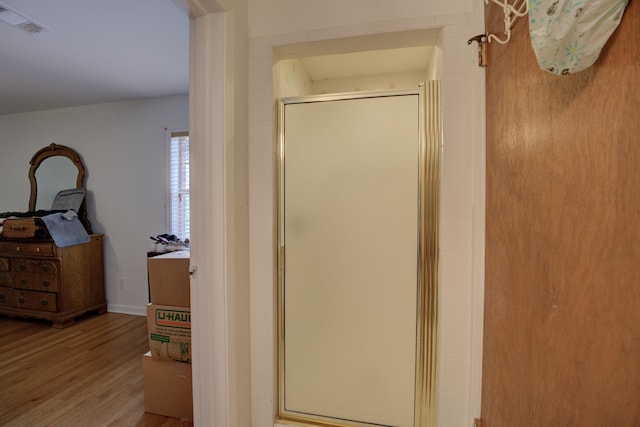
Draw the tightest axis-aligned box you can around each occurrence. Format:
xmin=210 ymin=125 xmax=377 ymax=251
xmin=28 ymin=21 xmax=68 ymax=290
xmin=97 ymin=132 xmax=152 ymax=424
xmin=28 ymin=143 xmax=92 ymax=233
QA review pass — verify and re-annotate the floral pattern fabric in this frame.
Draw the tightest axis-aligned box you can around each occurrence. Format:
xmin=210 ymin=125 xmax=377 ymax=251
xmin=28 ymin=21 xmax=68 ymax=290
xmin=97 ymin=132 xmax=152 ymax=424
xmin=528 ymin=0 xmax=629 ymax=75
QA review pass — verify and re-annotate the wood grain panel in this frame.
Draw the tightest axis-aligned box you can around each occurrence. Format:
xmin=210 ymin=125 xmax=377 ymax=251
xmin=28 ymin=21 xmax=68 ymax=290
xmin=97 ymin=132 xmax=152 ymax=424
xmin=482 ymin=2 xmax=640 ymax=426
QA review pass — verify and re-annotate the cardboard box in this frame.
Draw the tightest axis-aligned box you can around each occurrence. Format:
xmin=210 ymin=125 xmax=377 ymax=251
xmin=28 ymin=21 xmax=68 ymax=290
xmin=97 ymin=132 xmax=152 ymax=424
xmin=147 ymin=251 xmax=190 ymax=307
xmin=147 ymin=303 xmax=191 ymax=363
xmin=142 ymin=351 xmax=193 ymax=421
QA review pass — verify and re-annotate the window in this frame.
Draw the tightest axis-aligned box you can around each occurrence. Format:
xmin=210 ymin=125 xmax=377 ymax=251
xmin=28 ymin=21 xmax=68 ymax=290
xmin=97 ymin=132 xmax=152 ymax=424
xmin=168 ymin=132 xmax=190 ymax=240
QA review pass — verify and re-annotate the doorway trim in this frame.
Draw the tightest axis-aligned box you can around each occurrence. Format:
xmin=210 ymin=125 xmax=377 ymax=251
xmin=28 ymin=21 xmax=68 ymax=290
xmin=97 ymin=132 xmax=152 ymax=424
xmin=187 ymin=4 xmax=232 ymax=427
xmin=251 ymin=17 xmax=486 ymax=427
xmin=185 ymin=6 xmax=486 ymax=426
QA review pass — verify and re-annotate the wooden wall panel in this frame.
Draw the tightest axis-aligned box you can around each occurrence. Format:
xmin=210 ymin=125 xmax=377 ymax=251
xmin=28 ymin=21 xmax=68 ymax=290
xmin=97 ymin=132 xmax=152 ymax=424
xmin=482 ymin=2 xmax=640 ymax=426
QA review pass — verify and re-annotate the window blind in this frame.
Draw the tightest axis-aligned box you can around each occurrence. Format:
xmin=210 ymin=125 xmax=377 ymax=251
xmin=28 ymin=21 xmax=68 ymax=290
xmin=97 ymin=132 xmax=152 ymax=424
xmin=169 ymin=132 xmax=190 ymax=240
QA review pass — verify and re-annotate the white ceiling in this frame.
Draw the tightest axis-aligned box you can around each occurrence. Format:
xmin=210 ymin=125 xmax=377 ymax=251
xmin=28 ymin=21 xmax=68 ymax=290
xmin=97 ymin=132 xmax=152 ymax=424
xmin=0 ymin=3 xmax=438 ymax=117
xmin=0 ymin=0 xmax=189 ymax=116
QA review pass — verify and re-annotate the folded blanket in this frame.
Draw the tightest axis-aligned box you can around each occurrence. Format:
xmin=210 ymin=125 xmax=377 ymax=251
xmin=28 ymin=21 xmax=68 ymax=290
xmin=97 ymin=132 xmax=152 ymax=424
xmin=41 ymin=211 xmax=90 ymax=247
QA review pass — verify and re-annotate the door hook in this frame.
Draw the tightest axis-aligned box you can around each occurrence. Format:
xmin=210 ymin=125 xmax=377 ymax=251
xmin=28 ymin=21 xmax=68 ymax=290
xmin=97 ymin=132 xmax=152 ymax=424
xmin=468 ymin=34 xmax=488 ymax=67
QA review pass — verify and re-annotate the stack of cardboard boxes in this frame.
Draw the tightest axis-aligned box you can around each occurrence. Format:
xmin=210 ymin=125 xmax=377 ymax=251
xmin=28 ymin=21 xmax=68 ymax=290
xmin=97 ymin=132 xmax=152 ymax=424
xmin=143 ymin=250 xmax=193 ymax=421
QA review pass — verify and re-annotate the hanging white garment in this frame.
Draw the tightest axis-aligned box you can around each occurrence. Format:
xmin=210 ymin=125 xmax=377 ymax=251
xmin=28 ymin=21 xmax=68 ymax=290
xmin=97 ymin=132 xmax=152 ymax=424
xmin=529 ymin=0 xmax=629 ymax=75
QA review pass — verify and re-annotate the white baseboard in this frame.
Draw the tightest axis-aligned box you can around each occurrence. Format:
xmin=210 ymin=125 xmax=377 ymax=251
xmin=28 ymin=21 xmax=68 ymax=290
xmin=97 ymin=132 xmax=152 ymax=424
xmin=107 ymin=304 xmax=147 ymax=316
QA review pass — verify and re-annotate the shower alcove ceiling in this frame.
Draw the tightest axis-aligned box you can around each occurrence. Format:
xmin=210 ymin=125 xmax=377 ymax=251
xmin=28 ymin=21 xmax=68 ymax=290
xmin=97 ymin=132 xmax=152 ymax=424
xmin=274 ymin=29 xmax=443 ymax=98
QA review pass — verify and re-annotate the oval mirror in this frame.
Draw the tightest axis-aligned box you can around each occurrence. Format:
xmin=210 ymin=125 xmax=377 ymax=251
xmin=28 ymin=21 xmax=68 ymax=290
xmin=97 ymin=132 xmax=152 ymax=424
xmin=34 ymin=156 xmax=78 ymax=210
xmin=28 ymin=143 xmax=92 ymax=233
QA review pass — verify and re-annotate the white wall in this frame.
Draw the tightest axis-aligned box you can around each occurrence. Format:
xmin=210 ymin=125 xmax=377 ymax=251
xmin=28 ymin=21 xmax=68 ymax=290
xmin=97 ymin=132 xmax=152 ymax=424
xmin=0 ymin=95 xmax=189 ymax=315
xmin=248 ymin=0 xmax=470 ymax=38
xmin=247 ymin=1 xmax=485 ymax=427
xmin=310 ymin=71 xmax=430 ymax=94
xmin=274 ymin=59 xmax=313 ymax=98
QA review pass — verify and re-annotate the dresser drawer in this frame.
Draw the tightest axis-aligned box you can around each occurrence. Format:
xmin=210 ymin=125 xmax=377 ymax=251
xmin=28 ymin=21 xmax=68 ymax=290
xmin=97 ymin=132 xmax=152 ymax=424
xmin=0 ymin=242 xmax=55 ymax=256
xmin=0 ymin=286 xmax=11 ymax=307
xmin=13 ymin=290 xmax=57 ymax=312
xmin=13 ymin=273 xmax=60 ymax=292
xmin=0 ymin=257 xmax=8 ymax=271
xmin=11 ymin=259 xmax=59 ymax=275
xmin=0 ymin=272 xmax=10 ymax=287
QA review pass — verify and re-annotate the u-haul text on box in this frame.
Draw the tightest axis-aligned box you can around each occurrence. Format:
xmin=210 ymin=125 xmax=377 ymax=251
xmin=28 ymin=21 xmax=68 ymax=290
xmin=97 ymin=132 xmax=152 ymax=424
xmin=147 ymin=303 xmax=191 ymax=363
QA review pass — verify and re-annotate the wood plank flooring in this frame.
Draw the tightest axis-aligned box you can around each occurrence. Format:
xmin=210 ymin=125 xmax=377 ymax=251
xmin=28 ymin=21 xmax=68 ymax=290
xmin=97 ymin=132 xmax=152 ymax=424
xmin=0 ymin=312 xmax=193 ymax=427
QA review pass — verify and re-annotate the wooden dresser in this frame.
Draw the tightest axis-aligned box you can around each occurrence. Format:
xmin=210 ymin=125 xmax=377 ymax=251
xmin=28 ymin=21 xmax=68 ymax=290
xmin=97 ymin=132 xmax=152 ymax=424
xmin=0 ymin=234 xmax=106 ymax=328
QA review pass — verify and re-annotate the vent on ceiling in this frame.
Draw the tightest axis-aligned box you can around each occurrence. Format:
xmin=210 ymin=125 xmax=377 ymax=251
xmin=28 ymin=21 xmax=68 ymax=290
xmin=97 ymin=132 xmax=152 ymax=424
xmin=0 ymin=2 xmax=50 ymax=34
xmin=17 ymin=21 xmax=46 ymax=34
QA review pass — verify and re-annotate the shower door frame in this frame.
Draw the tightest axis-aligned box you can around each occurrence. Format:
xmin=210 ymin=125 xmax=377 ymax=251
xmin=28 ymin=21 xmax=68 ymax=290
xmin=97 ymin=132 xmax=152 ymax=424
xmin=276 ymin=87 xmax=439 ymax=427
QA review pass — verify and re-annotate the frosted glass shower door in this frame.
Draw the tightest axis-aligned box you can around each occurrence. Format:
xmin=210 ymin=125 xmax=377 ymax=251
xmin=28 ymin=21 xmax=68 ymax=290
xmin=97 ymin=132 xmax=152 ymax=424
xmin=279 ymin=90 xmax=423 ymax=427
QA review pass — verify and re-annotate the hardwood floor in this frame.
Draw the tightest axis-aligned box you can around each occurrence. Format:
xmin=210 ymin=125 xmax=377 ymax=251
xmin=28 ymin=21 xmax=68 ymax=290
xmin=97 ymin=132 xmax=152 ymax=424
xmin=0 ymin=312 xmax=193 ymax=427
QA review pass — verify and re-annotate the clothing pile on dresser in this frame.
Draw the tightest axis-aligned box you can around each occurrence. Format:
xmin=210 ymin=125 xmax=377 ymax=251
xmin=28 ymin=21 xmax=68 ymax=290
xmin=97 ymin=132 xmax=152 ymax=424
xmin=0 ymin=210 xmax=63 ymax=235
xmin=0 ymin=209 xmax=89 ymax=247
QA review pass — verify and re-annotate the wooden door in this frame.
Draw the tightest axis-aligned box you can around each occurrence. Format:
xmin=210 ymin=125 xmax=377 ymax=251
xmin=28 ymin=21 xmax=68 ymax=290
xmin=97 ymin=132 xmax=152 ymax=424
xmin=482 ymin=2 xmax=640 ymax=426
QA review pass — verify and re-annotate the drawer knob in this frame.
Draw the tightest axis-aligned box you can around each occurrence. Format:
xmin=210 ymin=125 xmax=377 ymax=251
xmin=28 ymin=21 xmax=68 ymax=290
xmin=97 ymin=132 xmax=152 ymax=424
xmin=0 ymin=292 xmax=5 ymax=300
xmin=42 ymin=280 xmax=50 ymax=287
xmin=36 ymin=247 xmax=41 ymax=253
xmin=16 ymin=247 xmax=21 ymax=252
xmin=19 ymin=264 xmax=26 ymax=271
xmin=20 ymin=278 xmax=28 ymax=285
xmin=40 ymin=299 xmax=48 ymax=306
xmin=18 ymin=296 xmax=26 ymax=304
xmin=42 ymin=265 xmax=50 ymax=273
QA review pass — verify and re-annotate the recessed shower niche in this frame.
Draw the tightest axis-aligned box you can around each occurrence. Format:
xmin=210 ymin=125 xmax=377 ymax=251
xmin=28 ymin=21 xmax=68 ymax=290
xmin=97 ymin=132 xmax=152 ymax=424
xmin=274 ymin=31 xmax=442 ymax=427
